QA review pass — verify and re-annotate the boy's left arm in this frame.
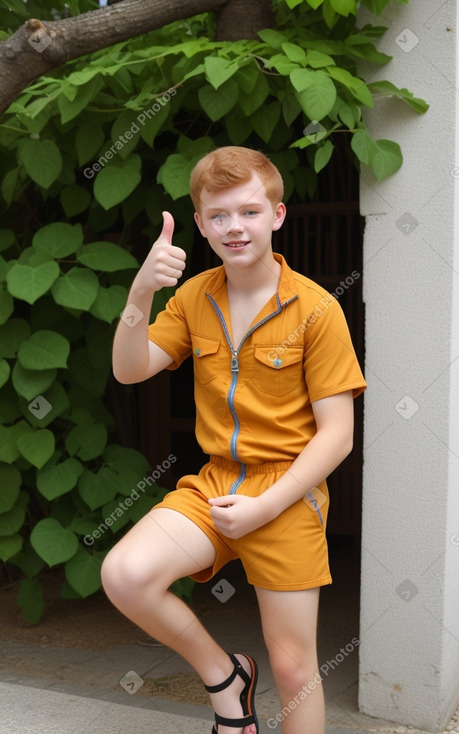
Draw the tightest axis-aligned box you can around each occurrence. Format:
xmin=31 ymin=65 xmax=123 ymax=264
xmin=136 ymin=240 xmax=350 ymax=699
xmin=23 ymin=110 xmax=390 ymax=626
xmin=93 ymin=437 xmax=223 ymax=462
xmin=209 ymin=389 xmax=354 ymax=539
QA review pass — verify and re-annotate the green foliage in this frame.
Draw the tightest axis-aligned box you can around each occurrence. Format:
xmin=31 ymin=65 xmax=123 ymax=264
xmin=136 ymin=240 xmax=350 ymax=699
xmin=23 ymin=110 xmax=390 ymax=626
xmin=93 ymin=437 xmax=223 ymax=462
xmin=0 ymin=0 xmax=427 ymax=621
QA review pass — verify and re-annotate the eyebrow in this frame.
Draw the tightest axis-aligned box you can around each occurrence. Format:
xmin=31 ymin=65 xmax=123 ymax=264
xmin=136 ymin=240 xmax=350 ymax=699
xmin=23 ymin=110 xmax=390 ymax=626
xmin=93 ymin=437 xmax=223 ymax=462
xmin=205 ymin=202 xmax=265 ymax=212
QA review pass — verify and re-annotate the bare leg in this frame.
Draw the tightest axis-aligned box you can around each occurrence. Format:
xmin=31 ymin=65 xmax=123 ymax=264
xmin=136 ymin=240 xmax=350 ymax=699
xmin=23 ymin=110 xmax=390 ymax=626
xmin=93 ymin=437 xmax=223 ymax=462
xmin=101 ymin=508 xmax=256 ymax=734
xmin=255 ymin=587 xmax=324 ymax=734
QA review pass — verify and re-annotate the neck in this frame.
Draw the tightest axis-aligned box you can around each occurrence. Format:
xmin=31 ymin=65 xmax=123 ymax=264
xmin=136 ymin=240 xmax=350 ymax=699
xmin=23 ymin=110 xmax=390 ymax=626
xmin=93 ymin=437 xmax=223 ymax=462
xmin=225 ymin=253 xmax=281 ymax=295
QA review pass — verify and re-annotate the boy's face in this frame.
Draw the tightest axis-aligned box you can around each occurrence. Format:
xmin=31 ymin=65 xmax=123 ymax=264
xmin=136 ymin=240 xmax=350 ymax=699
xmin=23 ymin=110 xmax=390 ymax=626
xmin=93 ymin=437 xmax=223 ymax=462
xmin=193 ymin=174 xmax=286 ymax=271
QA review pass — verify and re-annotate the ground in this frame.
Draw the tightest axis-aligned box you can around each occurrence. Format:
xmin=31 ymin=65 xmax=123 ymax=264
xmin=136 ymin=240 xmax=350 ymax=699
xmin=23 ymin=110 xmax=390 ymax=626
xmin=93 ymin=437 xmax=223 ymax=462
xmin=0 ymin=568 xmax=141 ymax=650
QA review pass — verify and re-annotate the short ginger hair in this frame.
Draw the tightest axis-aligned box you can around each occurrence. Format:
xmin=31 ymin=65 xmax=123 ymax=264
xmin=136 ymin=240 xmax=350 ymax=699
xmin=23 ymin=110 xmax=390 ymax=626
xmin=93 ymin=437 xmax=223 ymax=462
xmin=189 ymin=146 xmax=284 ymax=213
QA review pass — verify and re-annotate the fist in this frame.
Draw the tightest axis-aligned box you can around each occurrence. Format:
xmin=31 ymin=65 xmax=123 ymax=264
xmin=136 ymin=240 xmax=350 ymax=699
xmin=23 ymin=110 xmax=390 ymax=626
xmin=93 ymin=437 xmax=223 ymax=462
xmin=138 ymin=212 xmax=187 ymax=292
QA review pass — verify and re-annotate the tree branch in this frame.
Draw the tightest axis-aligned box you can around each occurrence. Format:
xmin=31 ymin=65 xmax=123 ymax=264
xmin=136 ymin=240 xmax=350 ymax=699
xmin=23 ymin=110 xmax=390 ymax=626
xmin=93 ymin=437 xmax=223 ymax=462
xmin=0 ymin=0 xmax=228 ymax=116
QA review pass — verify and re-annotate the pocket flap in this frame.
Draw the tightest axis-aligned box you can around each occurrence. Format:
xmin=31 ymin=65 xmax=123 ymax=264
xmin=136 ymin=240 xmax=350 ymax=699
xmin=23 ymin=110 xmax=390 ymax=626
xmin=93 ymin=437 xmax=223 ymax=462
xmin=254 ymin=346 xmax=303 ymax=369
xmin=191 ymin=335 xmax=220 ymax=358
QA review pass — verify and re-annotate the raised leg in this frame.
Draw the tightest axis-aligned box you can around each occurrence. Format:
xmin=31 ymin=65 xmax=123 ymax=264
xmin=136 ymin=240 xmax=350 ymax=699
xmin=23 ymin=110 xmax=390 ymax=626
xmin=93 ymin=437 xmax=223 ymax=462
xmin=255 ymin=586 xmax=324 ymax=734
xmin=101 ymin=508 xmax=257 ymax=734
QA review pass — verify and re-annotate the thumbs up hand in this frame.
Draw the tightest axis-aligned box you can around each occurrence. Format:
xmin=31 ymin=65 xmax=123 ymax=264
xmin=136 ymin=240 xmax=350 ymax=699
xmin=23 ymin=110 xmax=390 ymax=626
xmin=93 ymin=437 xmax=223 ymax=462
xmin=136 ymin=212 xmax=187 ymax=293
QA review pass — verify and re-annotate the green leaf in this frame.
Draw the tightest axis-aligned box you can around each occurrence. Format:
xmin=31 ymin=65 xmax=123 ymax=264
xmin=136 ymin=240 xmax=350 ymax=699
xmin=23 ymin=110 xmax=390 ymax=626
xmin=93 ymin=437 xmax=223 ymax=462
xmin=257 ymin=29 xmax=288 ymax=49
xmin=307 ymin=50 xmax=335 ymax=68
xmin=16 ymin=428 xmax=55 ymax=469
xmin=37 ymin=458 xmax=84 ymax=501
xmin=77 ymin=242 xmax=138 ymax=272
xmin=371 ymin=139 xmax=403 ymax=181
xmin=75 ymin=122 xmax=105 ymax=165
xmin=237 ymin=74 xmax=269 ymax=116
xmin=251 ymin=102 xmax=282 ymax=143
xmin=330 ymin=0 xmax=357 ymax=15
xmin=17 ymin=578 xmax=44 ymax=624
xmin=60 ymin=184 xmax=91 ymax=218
xmin=67 ymin=347 xmax=110 ymax=397
xmin=51 ymin=267 xmax=100 ymax=311
xmin=18 ymin=138 xmax=63 ymax=189
xmin=198 ymin=79 xmax=239 ymax=122
xmin=0 ymin=534 xmax=23 ymax=562
xmin=101 ymin=497 xmax=132 ymax=533
xmin=25 ymin=381 xmax=69 ymax=428
xmin=30 ymin=518 xmax=78 ymax=567
xmin=18 ymin=330 xmax=70 ymax=370
xmin=12 ymin=363 xmax=56 ymax=401
xmin=326 ymin=67 xmax=373 ymax=106
xmin=65 ymin=547 xmax=103 ymax=598
xmin=0 ymin=503 xmax=26 ymax=535
xmin=103 ymin=444 xmax=151 ymax=490
xmin=351 ymin=129 xmax=378 ymax=164
xmin=138 ymin=100 xmax=170 ymax=148
xmin=0 ymin=357 xmax=10 ymax=388
xmin=94 ymin=155 xmax=142 ymax=210
xmin=291 ymin=70 xmax=337 ymax=121
xmin=66 ymin=423 xmax=108 ymax=461
xmin=58 ymin=77 xmax=103 ymax=124
xmin=78 ymin=467 xmax=119 ymax=510
xmin=204 ymin=56 xmax=239 ymax=89
xmin=281 ymin=42 xmax=307 ymax=66
xmin=1 ymin=168 xmax=19 ymax=207
xmin=0 ymin=291 xmax=14 ymax=324
xmin=0 ymin=421 xmax=31 ymax=464
xmin=0 ymin=464 xmax=21 ymax=512
xmin=32 ymin=222 xmax=84 ymax=258
xmin=314 ymin=140 xmax=334 ymax=172
xmin=90 ymin=285 xmax=128 ymax=323
xmin=157 ymin=154 xmax=192 ymax=200
xmin=6 ymin=261 xmax=60 ymax=304
xmin=367 ymin=80 xmax=429 ymax=114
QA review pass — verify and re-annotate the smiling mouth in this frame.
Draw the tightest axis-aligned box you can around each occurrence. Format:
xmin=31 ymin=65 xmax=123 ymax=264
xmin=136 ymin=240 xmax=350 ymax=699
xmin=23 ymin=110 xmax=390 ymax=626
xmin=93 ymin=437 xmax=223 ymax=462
xmin=224 ymin=241 xmax=250 ymax=248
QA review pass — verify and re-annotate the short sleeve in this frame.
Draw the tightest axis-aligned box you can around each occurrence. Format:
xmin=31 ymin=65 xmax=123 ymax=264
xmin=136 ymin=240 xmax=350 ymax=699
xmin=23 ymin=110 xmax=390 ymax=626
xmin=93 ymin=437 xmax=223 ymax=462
xmin=147 ymin=288 xmax=192 ymax=370
xmin=303 ymin=298 xmax=366 ymax=402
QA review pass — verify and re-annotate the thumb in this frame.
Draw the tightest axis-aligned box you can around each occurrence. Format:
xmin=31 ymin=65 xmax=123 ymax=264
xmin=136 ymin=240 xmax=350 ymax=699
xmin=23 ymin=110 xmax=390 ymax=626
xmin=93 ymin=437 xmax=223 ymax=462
xmin=208 ymin=496 xmax=236 ymax=507
xmin=160 ymin=211 xmax=175 ymax=245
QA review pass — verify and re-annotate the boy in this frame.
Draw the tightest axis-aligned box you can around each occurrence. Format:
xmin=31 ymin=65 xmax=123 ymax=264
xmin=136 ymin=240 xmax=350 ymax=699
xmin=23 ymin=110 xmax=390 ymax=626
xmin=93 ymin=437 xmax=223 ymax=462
xmin=102 ymin=146 xmax=366 ymax=734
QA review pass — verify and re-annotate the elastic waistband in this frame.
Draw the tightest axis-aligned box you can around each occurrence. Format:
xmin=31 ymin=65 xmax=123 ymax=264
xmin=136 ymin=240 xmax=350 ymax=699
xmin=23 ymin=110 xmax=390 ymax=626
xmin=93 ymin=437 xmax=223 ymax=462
xmin=210 ymin=455 xmax=294 ymax=475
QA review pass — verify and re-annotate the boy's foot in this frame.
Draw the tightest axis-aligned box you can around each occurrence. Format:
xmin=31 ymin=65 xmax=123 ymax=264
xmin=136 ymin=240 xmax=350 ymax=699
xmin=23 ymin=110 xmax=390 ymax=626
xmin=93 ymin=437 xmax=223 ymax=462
xmin=205 ymin=653 xmax=258 ymax=734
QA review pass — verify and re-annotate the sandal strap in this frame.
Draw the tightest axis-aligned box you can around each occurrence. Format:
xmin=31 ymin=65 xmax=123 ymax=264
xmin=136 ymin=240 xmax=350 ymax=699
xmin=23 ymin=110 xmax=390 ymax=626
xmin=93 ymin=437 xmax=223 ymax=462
xmin=204 ymin=653 xmax=248 ymax=693
xmin=215 ymin=713 xmax=256 ymax=728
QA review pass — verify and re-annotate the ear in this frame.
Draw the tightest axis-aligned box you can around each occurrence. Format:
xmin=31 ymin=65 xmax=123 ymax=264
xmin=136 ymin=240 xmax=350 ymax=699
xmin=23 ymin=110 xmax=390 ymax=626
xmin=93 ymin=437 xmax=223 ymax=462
xmin=194 ymin=211 xmax=207 ymax=238
xmin=272 ymin=202 xmax=287 ymax=232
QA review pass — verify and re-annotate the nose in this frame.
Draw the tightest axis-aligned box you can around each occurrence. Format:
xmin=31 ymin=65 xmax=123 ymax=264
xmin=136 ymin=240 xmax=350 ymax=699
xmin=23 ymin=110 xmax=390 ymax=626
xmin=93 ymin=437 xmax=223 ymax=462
xmin=227 ymin=215 xmax=243 ymax=233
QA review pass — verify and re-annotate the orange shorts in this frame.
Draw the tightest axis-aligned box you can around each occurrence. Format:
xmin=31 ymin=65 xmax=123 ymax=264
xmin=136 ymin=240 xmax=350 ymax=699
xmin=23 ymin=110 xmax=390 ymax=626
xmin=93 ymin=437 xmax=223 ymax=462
xmin=152 ymin=456 xmax=332 ymax=591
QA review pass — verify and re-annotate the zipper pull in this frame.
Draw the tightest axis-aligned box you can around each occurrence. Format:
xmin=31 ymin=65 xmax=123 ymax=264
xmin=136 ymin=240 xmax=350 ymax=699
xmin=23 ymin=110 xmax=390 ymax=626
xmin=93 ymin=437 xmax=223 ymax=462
xmin=231 ymin=352 xmax=239 ymax=372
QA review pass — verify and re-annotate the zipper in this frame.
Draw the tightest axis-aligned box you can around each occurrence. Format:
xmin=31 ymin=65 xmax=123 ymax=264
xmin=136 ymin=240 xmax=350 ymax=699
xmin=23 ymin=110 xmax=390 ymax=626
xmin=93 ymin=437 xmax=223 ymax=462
xmin=206 ymin=292 xmax=298 ymax=494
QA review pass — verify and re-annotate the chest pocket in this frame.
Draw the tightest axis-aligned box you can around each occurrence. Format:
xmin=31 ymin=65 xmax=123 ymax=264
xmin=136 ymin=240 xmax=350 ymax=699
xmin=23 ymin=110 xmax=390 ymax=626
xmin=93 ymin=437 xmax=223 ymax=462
xmin=191 ymin=334 xmax=221 ymax=385
xmin=253 ymin=346 xmax=304 ymax=396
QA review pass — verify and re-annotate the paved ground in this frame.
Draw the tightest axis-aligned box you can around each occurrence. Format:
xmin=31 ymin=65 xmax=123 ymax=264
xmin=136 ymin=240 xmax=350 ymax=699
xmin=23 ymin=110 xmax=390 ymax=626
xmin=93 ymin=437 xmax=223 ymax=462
xmin=0 ymin=542 xmax=457 ymax=734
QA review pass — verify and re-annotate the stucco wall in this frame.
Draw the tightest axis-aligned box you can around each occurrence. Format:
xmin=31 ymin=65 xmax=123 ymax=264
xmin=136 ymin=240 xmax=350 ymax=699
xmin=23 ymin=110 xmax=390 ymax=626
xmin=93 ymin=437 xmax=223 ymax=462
xmin=358 ymin=0 xmax=459 ymax=729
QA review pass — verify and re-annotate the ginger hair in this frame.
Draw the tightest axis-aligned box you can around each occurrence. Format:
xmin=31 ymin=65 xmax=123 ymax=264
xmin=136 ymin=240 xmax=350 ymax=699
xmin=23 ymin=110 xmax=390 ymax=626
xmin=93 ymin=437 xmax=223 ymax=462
xmin=189 ymin=146 xmax=284 ymax=213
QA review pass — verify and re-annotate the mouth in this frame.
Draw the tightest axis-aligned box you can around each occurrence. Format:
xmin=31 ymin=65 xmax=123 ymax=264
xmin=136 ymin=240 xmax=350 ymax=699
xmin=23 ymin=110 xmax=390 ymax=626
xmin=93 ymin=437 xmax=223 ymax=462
xmin=224 ymin=241 xmax=250 ymax=249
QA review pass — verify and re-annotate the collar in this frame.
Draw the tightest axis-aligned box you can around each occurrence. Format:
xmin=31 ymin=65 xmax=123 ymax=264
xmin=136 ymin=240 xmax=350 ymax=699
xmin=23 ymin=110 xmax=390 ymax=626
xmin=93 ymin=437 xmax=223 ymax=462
xmin=205 ymin=252 xmax=299 ymax=306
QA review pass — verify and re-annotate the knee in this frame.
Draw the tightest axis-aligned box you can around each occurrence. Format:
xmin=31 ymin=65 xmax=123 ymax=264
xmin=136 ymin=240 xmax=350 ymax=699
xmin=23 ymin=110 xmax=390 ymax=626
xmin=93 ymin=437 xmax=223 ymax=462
xmin=269 ymin=650 xmax=319 ymax=697
xmin=101 ymin=543 xmax=164 ymax=605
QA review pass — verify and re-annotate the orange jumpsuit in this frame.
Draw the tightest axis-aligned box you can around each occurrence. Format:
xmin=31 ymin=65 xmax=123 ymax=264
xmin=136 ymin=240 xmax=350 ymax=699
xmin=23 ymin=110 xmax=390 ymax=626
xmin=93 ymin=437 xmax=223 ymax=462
xmin=147 ymin=253 xmax=366 ymax=590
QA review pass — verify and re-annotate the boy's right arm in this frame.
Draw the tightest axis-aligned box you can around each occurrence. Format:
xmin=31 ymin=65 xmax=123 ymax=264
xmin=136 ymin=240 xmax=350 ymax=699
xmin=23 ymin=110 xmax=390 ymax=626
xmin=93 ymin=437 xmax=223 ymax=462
xmin=112 ymin=212 xmax=186 ymax=384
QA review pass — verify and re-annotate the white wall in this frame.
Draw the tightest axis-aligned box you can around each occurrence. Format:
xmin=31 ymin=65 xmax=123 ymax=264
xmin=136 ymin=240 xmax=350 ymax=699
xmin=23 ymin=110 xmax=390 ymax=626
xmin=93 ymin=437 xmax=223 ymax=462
xmin=358 ymin=0 xmax=459 ymax=729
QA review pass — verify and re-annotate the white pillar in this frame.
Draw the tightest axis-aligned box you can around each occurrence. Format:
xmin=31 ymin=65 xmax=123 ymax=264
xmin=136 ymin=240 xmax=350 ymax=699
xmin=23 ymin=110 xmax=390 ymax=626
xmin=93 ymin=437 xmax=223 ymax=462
xmin=359 ymin=0 xmax=459 ymax=729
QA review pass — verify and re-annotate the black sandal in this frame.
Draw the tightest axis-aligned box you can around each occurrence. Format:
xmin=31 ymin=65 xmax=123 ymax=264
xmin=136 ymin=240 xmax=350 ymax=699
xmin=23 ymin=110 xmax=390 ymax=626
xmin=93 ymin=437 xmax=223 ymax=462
xmin=204 ymin=652 xmax=259 ymax=733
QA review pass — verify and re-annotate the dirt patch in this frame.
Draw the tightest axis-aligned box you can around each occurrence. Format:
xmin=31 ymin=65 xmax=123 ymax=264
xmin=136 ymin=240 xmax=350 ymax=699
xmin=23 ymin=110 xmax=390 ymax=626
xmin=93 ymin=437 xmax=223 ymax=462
xmin=0 ymin=569 xmax=141 ymax=650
